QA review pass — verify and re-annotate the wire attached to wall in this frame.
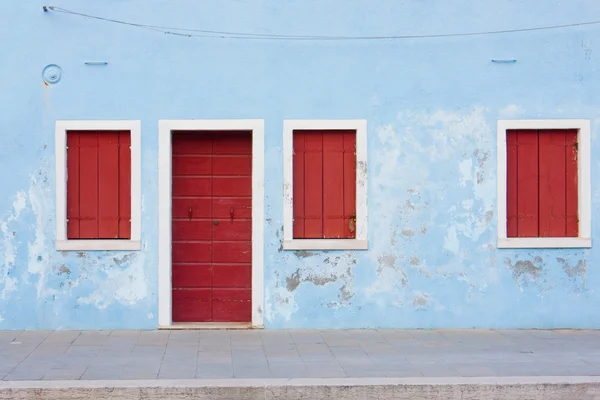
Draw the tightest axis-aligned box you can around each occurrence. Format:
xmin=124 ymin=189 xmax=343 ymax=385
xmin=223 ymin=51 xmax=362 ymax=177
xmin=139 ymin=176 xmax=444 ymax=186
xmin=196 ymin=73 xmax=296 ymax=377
xmin=44 ymin=6 xmax=600 ymax=41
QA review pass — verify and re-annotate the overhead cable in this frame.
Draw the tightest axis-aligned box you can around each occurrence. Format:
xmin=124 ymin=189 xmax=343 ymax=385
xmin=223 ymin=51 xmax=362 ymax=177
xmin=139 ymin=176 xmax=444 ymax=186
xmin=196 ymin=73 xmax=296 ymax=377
xmin=46 ymin=6 xmax=600 ymax=41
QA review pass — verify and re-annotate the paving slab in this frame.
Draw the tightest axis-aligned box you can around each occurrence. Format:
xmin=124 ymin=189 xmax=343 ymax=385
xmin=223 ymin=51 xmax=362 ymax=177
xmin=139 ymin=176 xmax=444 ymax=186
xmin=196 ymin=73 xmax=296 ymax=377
xmin=0 ymin=329 xmax=599 ymax=381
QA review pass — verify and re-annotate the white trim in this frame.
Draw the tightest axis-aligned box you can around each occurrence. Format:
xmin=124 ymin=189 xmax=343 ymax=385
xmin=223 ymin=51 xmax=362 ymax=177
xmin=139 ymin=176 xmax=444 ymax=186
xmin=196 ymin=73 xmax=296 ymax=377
xmin=56 ymin=240 xmax=141 ymax=251
xmin=497 ymin=119 xmax=591 ymax=249
xmin=282 ymin=119 xmax=368 ymax=251
xmin=283 ymin=239 xmax=368 ymax=250
xmin=158 ymin=119 xmax=265 ymax=328
xmin=498 ymin=238 xmax=591 ymax=249
xmin=55 ymin=120 xmax=142 ymax=251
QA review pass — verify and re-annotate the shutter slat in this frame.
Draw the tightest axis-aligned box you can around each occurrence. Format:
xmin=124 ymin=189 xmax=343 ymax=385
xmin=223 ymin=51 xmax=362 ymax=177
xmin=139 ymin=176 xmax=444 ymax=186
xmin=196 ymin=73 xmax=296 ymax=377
xmin=119 ymin=131 xmax=132 ymax=239
xmin=516 ymin=130 xmax=539 ymax=237
xmin=565 ymin=130 xmax=579 ymax=237
xmin=98 ymin=131 xmax=121 ymax=239
xmin=539 ymin=130 xmax=567 ymax=237
xmin=292 ymin=132 xmax=306 ymax=238
xmin=343 ymin=131 xmax=357 ymax=239
xmin=66 ymin=132 xmax=81 ymax=239
xmin=323 ymin=131 xmax=346 ymax=238
xmin=79 ymin=132 xmax=100 ymax=238
xmin=303 ymin=131 xmax=324 ymax=238
xmin=506 ymin=130 xmax=519 ymax=237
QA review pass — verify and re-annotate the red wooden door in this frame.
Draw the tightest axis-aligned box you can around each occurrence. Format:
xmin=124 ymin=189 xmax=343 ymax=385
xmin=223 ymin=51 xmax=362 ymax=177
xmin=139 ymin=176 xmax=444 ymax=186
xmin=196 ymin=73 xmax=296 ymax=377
xmin=171 ymin=131 xmax=252 ymax=323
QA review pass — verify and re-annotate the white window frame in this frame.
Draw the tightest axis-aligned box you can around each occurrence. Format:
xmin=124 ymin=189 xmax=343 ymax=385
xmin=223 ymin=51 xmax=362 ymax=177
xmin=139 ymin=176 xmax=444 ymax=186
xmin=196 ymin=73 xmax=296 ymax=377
xmin=283 ymin=119 xmax=368 ymax=250
xmin=55 ymin=120 xmax=142 ymax=251
xmin=497 ymin=119 xmax=591 ymax=249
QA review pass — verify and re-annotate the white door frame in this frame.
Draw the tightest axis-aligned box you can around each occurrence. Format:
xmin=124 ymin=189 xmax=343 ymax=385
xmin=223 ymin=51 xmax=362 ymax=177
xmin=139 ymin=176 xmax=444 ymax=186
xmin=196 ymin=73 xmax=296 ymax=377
xmin=158 ymin=119 xmax=265 ymax=328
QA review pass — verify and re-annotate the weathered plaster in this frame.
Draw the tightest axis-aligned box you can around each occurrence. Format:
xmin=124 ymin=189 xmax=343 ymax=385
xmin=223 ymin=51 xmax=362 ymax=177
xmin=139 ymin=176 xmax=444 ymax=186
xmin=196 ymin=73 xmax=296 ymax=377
xmin=2 ymin=0 xmax=600 ymax=328
xmin=0 ymin=156 xmax=156 ymax=329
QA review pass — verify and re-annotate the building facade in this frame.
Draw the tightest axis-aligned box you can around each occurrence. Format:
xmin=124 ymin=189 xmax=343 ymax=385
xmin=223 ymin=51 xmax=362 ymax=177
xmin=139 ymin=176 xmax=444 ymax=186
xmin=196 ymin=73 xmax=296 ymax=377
xmin=1 ymin=0 xmax=599 ymax=329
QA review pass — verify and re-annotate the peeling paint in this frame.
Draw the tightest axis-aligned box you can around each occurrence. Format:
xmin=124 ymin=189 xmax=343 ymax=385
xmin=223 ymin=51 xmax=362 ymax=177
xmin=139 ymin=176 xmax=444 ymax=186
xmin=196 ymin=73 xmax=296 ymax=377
xmin=413 ymin=293 xmax=429 ymax=308
xmin=401 ymin=229 xmax=415 ymax=237
xmin=409 ymin=257 xmax=420 ymax=265
xmin=505 ymin=257 xmax=544 ymax=288
xmin=558 ymin=258 xmax=588 ymax=291
xmin=56 ymin=265 xmax=71 ymax=275
xmin=378 ymin=253 xmax=397 ymax=269
xmin=293 ymin=250 xmax=314 ymax=258
xmin=286 ymin=270 xmax=301 ymax=291
xmin=0 ymin=157 xmax=153 ymax=328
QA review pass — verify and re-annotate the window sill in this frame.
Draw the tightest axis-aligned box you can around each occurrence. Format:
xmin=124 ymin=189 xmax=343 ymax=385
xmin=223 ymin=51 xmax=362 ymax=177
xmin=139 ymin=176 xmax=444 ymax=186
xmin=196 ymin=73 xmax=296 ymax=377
xmin=56 ymin=240 xmax=141 ymax=251
xmin=497 ymin=237 xmax=591 ymax=249
xmin=283 ymin=239 xmax=368 ymax=251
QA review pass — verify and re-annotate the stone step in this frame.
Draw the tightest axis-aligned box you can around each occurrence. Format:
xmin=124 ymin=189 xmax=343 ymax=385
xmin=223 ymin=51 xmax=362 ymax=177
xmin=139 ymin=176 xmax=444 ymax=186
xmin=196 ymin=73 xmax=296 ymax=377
xmin=1 ymin=377 xmax=600 ymax=400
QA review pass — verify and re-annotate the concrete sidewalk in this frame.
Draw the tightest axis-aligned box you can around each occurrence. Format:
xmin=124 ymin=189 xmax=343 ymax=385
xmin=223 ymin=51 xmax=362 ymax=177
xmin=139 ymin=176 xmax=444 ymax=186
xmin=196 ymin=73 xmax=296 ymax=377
xmin=2 ymin=329 xmax=600 ymax=381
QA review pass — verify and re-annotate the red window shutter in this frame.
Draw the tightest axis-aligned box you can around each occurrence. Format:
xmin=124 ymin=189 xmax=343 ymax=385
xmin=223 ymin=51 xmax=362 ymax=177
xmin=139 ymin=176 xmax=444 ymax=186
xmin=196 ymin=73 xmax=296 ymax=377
xmin=98 ymin=131 xmax=121 ymax=238
xmin=78 ymin=132 xmax=100 ymax=239
xmin=292 ymin=130 xmax=356 ymax=239
xmin=66 ymin=132 xmax=81 ymax=239
xmin=539 ymin=129 xmax=578 ymax=237
xmin=292 ymin=133 xmax=306 ymax=238
xmin=119 ymin=132 xmax=132 ymax=238
xmin=342 ymin=131 xmax=357 ymax=239
xmin=302 ymin=131 xmax=324 ymax=238
xmin=506 ymin=131 xmax=519 ymax=238
xmin=323 ymin=132 xmax=345 ymax=238
xmin=565 ymin=130 xmax=579 ymax=237
xmin=516 ymin=130 xmax=539 ymax=237
xmin=66 ymin=130 xmax=131 ymax=240
xmin=506 ymin=129 xmax=578 ymax=238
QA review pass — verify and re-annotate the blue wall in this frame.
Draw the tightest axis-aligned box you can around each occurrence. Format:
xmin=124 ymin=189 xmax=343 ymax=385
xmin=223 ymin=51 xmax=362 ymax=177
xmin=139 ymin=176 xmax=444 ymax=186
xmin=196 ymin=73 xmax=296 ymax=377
xmin=1 ymin=0 xmax=599 ymax=329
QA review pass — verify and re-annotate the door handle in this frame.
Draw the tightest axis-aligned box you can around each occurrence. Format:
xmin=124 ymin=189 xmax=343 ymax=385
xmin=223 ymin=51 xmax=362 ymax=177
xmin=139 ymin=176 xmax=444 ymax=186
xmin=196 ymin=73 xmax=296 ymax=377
xmin=230 ymin=208 xmax=234 ymax=219
xmin=188 ymin=207 xmax=192 ymax=221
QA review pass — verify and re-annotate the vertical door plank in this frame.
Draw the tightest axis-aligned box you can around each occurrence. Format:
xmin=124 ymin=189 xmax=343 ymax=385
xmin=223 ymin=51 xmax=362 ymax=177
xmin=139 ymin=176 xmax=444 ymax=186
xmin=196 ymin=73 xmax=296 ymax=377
xmin=98 ymin=132 xmax=121 ymax=239
xmin=539 ymin=130 xmax=567 ymax=237
xmin=516 ymin=130 xmax=539 ymax=237
xmin=565 ymin=130 xmax=579 ymax=237
xmin=79 ymin=132 xmax=100 ymax=238
xmin=292 ymin=132 xmax=306 ymax=238
xmin=342 ymin=131 xmax=357 ymax=239
xmin=506 ymin=130 xmax=519 ymax=238
xmin=323 ymin=131 xmax=345 ymax=238
xmin=119 ymin=131 xmax=132 ymax=239
xmin=66 ymin=132 xmax=81 ymax=239
xmin=303 ymin=131 xmax=324 ymax=238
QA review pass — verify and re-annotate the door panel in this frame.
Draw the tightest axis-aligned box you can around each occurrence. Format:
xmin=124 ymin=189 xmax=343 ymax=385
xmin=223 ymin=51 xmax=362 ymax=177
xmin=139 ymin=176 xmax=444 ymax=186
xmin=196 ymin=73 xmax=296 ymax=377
xmin=171 ymin=131 xmax=252 ymax=323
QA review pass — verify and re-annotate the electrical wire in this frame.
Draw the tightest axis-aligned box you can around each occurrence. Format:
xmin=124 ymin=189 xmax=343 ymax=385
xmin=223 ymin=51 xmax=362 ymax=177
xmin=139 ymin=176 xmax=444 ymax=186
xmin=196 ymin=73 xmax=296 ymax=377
xmin=47 ymin=6 xmax=600 ymax=41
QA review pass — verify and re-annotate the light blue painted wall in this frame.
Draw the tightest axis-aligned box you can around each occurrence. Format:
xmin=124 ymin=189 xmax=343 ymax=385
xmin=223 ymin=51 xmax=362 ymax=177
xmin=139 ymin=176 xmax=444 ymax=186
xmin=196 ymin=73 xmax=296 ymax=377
xmin=1 ymin=0 xmax=599 ymax=329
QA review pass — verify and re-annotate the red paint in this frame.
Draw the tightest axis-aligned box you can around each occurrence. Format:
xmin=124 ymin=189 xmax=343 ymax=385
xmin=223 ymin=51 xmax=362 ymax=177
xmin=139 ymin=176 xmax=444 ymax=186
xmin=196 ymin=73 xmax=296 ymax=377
xmin=171 ymin=131 xmax=252 ymax=323
xmin=506 ymin=129 xmax=578 ymax=238
xmin=343 ymin=132 xmax=357 ymax=238
xmin=118 ymin=132 xmax=132 ymax=238
xmin=539 ymin=130 xmax=567 ymax=237
xmin=66 ymin=131 xmax=131 ymax=239
xmin=323 ymin=132 xmax=345 ymax=237
xmin=78 ymin=133 xmax=100 ymax=238
xmin=565 ymin=130 xmax=579 ymax=237
xmin=292 ymin=130 xmax=356 ymax=239
xmin=516 ymin=130 xmax=539 ymax=237
xmin=506 ymin=131 xmax=519 ymax=238
xmin=98 ymin=132 xmax=120 ymax=239
xmin=292 ymin=133 xmax=306 ymax=238
xmin=303 ymin=131 xmax=324 ymax=238
xmin=66 ymin=133 xmax=80 ymax=239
